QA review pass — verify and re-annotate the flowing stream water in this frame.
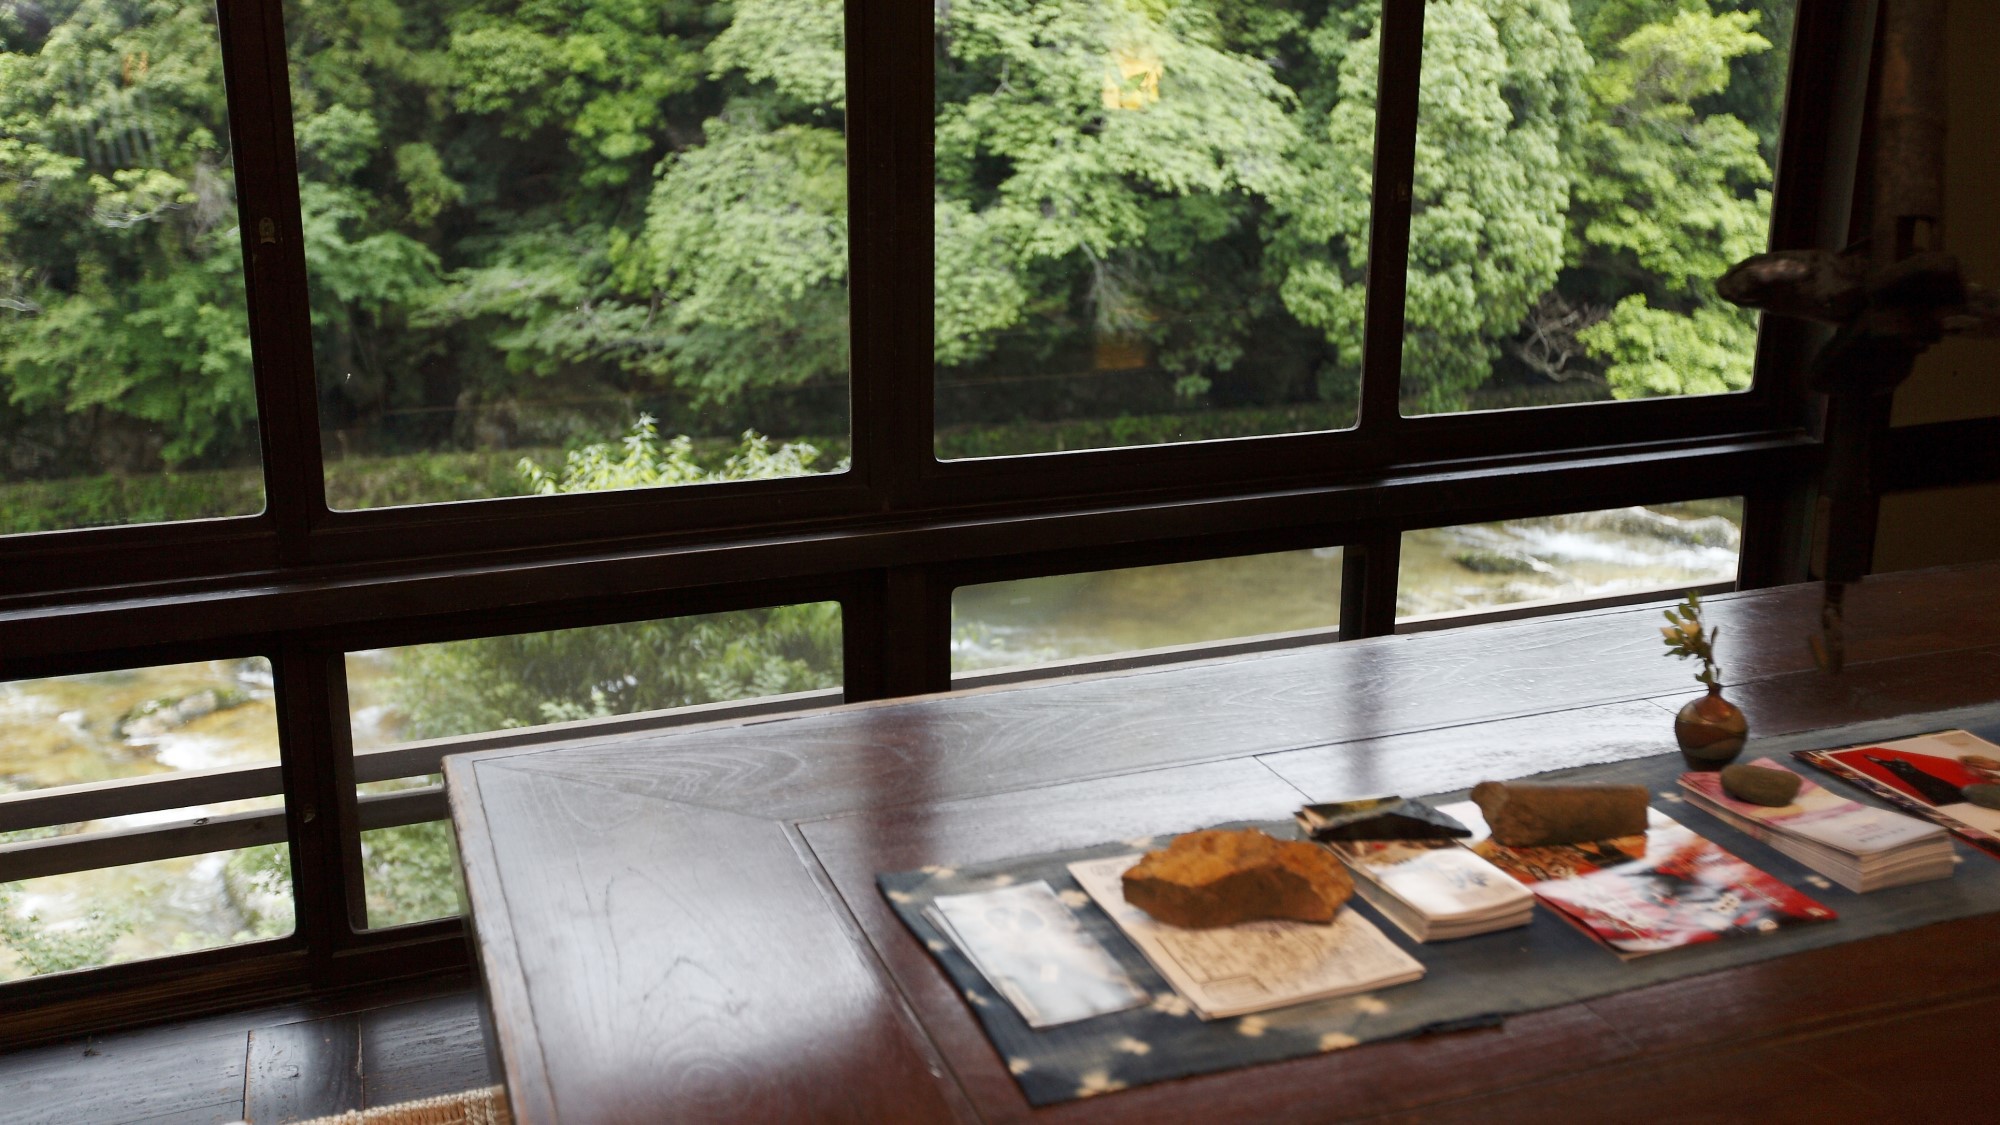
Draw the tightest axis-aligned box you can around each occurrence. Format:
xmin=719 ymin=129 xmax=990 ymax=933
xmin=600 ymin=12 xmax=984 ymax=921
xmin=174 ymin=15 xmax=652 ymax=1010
xmin=0 ymin=502 xmax=1739 ymax=978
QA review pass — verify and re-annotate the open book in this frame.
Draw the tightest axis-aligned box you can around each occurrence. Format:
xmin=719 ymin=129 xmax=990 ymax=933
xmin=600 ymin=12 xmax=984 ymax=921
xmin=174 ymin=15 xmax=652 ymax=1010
xmin=1679 ymin=758 xmax=1954 ymax=892
xmin=1067 ymin=853 xmax=1424 ymax=1020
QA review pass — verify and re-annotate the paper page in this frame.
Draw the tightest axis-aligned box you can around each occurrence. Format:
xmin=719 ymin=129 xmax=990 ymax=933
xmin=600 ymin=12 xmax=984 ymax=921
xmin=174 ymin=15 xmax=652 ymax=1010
xmin=1679 ymin=758 xmax=1944 ymax=855
xmin=931 ymin=881 xmax=1147 ymax=1028
xmin=1067 ymin=854 xmax=1423 ymax=1019
xmin=1329 ymin=840 xmax=1532 ymax=920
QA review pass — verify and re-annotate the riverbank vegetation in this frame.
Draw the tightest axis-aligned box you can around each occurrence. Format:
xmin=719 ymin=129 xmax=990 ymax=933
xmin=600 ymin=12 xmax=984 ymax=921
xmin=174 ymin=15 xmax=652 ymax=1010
xmin=5 ymin=0 xmax=1789 ymax=527
xmin=3 ymin=0 xmax=1788 ymax=969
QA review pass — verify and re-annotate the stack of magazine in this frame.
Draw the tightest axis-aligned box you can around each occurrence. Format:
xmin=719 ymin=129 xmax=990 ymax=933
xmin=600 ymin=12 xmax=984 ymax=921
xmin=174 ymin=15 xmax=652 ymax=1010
xmin=1678 ymin=758 xmax=1955 ymax=892
xmin=1794 ymin=728 xmax=2000 ymax=860
xmin=1319 ymin=839 xmax=1534 ymax=942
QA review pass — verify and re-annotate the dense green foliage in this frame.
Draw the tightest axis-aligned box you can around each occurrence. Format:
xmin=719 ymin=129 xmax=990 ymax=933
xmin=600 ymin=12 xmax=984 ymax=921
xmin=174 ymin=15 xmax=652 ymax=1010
xmin=1 ymin=0 xmax=260 ymax=475
xmin=343 ymin=427 xmax=844 ymax=929
xmin=392 ymin=423 xmax=843 ymax=740
xmin=1 ymin=0 xmax=1795 ymax=966
xmin=357 ymin=823 xmax=462 ymax=929
xmin=0 ymin=882 xmax=126 ymax=977
xmin=3 ymin=0 xmax=1790 ymax=502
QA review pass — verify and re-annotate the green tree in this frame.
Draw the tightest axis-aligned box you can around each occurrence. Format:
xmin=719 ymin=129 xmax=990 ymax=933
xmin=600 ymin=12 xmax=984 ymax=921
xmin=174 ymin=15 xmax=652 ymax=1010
xmin=1568 ymin=5 xmax=1774 ymax=397
xmin=358 ymin=823 xmax=462 ymax=929
xmin=1270 ymin=0 xmax=1590 ymax=412
xmin=5 ymin=0 xmax=1796 ymax=492
xmin=385 ymin=421 xmax=844 ymax=739
xmin=0 ymin=0 xmax=257 ymax=470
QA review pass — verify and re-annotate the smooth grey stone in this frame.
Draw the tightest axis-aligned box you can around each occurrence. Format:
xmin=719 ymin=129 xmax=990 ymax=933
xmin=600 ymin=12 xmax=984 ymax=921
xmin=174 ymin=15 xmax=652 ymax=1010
xmin=1720 ymin=763 xmax=1802 ymax=807
xmin=1965 ymin=783 xmax=2000 ymax=810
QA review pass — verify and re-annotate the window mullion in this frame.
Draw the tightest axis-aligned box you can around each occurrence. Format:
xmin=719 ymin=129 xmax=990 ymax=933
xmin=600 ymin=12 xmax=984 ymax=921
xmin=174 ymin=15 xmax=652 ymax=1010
xmin=215 ymin=0 xmax=329 ymax=564
xmin=1356 ymin=0 xmax=1427 ymax=444
xmin=272 ymin=642 xmax=366 ymax=973
xmin=844 ymin=566 xmax=951 ymax=702
xmin=1339 ymin=531 xmax=1402 ymax=641
xmin=844 ymin=0 xmax=936 ymax=510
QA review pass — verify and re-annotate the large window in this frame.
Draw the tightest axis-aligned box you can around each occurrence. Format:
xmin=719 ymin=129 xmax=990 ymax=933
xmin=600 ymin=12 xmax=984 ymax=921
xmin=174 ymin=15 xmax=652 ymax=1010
xmin=285 ymin=0 xmax=853 ymax=508
xmin=953 ymin=549 xmax=1345 ymax=674
xmin=1398 ymin=500 xmax=1744 ymax=623
xmin=0 ymin=0 xmax=264 ymax=531
xmin=0 ymin=660 xmax=291 ymax=981
xmin=0 ymin=0 xmax=1870 ymax=1040
xmin=1402 ymin=2 xmax=1794 ymax=414
xmin=343 ymin=607 xmax=841 ymax=929
xmin=931 ymin=3 xmax=1377 ymax=456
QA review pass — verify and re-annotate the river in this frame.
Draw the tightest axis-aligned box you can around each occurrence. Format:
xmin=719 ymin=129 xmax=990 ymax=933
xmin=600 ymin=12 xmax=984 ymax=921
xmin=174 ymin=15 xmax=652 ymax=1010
xmin=0 ymin=501 xmax=1739 ymax=979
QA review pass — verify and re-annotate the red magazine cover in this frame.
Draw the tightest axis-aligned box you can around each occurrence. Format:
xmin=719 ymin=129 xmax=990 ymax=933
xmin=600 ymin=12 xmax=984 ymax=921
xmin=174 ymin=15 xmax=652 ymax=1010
xmin=1439 ymin=804 xmax=1835 ymax=958
xmin=1794 ymin=729 xmax=2000 ymax=859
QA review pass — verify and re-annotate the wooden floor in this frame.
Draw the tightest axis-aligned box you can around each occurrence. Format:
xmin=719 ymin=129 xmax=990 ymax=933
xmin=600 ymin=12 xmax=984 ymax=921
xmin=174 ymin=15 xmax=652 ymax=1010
xmin=0 ymin=976 xmax=494 ymax=1125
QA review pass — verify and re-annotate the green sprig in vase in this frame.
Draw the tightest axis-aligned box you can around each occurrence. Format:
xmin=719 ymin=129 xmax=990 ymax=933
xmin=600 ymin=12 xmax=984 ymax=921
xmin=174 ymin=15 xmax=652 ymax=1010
xmin=1662 ymin=592 xmax=1747 ymax=770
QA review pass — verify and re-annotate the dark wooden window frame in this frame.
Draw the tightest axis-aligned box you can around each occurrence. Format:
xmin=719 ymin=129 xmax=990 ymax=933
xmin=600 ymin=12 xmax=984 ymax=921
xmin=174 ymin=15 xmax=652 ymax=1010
xmin=0 ymin=0 xmax=1901 ymax=1045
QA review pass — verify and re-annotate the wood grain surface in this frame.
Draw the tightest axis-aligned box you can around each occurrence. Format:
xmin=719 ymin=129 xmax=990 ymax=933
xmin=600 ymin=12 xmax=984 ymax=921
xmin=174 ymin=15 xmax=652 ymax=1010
xmin=477 ymin=566 xmax=2000 ymax=828
xmin=358 ymin=993 xmax=494 ymax=1108
xmin=0 ymin=978 xmax=494 ymax=1125
xmin=450 ymin=564 xmax=2000 ymax=1123
xmin=0 ymin=1024 xmax=250 ymax=1125
xmin=465 ymin=765 xmax=957 ymax=1123
xmin=245 ymin=1016 xmax=362 ymax=1123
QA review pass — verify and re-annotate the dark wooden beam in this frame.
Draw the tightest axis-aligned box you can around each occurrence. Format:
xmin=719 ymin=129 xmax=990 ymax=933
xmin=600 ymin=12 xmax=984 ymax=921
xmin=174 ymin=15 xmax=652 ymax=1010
xmin=1877 ymin=417 xmax=2000 ymax=491
xmin=0 ymin=436 xmax=1814 ymax=670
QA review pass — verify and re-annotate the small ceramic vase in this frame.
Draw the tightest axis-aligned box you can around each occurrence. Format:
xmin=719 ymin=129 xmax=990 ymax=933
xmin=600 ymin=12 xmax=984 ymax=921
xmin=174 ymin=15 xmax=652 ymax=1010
xmin=1675 ymin=682 xmax=1747 ymax=770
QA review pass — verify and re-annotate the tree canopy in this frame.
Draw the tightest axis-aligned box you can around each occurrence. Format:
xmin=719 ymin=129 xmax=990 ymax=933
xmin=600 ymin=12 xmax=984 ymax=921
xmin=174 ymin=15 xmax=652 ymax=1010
xmin=1 ymin=0 xmax=1793 ymax=482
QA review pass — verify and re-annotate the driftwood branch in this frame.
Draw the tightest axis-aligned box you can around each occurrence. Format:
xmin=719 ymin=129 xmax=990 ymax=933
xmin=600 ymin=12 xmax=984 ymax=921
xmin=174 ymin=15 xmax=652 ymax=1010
xmin=1721 ymin=248 xmax=1998 ymax=350
xmin=1506 ymin=291 xmax=1608 ymax=383
xmin=1716 ymin=249 xmax=1869 ymax=325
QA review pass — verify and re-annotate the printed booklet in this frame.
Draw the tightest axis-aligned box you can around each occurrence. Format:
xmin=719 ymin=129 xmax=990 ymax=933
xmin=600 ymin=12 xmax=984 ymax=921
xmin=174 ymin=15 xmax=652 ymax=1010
xmin=1068 ymin=853 xmax=1424 ymax=1019
xmin=925 ymin=881 xmax=1149 ymax=1028
xmin=1321 ymin=839 xmax=1534 ymax=942
xmin=1437 ymin=802 xmax=1836 ymax=959
xmin=1679 ymin=758 xmax=1954 ymax=892
xmin=1795 ymin=729 xmax=2000 ymax=860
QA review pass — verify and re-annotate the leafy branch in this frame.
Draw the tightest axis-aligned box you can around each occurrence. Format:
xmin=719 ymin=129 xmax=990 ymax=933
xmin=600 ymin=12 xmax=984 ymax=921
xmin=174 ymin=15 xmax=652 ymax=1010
xmin=1661 ymin=590 xmax=1721 ymax=687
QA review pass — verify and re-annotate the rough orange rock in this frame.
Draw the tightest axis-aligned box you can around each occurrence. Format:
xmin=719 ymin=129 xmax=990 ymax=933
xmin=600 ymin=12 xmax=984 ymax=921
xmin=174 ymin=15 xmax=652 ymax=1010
xmin=1120 ymin=828 xmax=1354 ymax=929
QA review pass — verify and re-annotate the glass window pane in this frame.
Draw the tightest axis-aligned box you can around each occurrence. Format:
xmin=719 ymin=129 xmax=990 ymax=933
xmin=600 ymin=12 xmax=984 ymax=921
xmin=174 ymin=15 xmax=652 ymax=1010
xmin=0 ymin=0 xmax=264 ymax=534
xmin=952 ymin=549 xmax=1342 ymax=674
xmin=1397 ymin=499 xmax=1743 ymax=623
xmin=360 ymin=823 xmax=462 ymax=932
xmin=0 ymin=660 xmax=288 ymax=979
xmin=289 ymin=0 xmax=850 ymax=509
xmin=1 ymin=659 xmax=278 ymax=797
xmin=933 ymin=3 xmax=1378 ymax=458
xmin=1400 ymin=1 xmax=1794 ymax=415
xmin=344 ymin=603 xmax=843 ymax=927
xmin=1 ymin=847 xmax=294 ymax=982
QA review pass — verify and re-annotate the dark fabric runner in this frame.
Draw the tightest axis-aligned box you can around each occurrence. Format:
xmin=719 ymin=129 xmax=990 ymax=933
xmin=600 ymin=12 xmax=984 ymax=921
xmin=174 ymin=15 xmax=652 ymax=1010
xmin=879 ymin=704 xmax=2000 ymax=1106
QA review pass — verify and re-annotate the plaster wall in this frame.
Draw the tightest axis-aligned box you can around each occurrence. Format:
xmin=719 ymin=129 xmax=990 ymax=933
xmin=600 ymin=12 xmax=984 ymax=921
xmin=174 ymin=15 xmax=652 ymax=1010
xmin=1875 ymin=0 xmax=2000 ymax=572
